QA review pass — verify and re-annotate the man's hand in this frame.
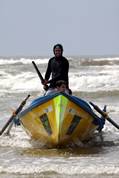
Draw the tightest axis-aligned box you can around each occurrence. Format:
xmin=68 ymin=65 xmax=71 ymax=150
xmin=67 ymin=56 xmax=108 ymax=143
xmin=43 ymin=84 xmax=49 ymax=91
xmin=42 ymin=80 xmax=48 ymax=85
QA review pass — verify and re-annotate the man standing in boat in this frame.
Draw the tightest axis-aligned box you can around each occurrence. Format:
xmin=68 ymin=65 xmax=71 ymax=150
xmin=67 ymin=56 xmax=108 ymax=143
xmin=43 ymin=44 xmax=71 ymax=94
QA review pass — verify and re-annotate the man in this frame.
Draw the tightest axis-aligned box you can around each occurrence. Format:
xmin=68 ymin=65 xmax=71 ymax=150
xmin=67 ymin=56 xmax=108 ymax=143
xmin=45 ymin=80 xmax=70 ymax=95
xmin=43 ymin=44 xmax=70 ymax=92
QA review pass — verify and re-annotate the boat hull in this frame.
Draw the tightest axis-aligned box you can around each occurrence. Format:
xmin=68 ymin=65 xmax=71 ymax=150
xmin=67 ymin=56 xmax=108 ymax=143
xmin=19 ymin=93 xmax=102 ymax=147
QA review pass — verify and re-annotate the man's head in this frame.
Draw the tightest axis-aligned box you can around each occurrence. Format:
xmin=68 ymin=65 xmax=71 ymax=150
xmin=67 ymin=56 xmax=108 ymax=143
xmin=53 ymin=44 xmax=63 ymax=57
xmin=56 ymin=80 xmax=67 ymax=92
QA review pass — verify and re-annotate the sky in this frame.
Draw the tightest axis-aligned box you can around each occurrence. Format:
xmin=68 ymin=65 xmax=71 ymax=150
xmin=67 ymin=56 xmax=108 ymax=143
xmin=0 ymin=0 xmax=119 ymax=56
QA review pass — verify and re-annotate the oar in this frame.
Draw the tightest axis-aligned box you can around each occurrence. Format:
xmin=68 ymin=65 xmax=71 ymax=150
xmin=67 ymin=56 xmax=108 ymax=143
xmin=5 ymin=121 xmax=14 ymax=135
xmin=5 ymin=114 xmax=21 ymax=135
xmin=0 ymin=94 xmax=30 ymax=136
xmin=90 ymin=102 xmax=119 ymax=130
xmin=32 ymin=61 xmax=48 ymax=90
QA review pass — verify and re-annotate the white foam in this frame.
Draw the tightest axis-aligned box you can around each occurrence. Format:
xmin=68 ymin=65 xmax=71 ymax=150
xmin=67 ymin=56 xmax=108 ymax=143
xmin=0 ymin=127 xmax=31 ymax=148
xmin=0 ymin=58 xmax=49 ymax=65
xmin=0 ymin=156 xmax=119 ymax=175
xmin=94 ymin=57 xmax=119 ymax=61
xmin=0 ymin=57 xmax=119 ymax=93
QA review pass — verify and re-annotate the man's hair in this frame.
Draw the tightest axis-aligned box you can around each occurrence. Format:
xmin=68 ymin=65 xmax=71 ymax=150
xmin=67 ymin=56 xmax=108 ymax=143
xmin=55 ymin=80 xmax=67 ymax=87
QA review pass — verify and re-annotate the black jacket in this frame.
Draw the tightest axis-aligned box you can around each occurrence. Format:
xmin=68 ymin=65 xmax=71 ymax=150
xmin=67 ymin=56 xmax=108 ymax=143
xmin=45 ymin=56 xmax=69 ymax=88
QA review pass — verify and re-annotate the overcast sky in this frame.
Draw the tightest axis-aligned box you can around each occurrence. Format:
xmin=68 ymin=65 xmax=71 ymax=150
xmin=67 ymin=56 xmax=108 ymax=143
xmin=0 ymin=0 xmax=119 ymax=56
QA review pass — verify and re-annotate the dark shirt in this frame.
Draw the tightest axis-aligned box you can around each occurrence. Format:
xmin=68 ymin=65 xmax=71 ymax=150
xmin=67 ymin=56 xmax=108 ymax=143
xmin=45 ymin=56 xmax=69 ymax=88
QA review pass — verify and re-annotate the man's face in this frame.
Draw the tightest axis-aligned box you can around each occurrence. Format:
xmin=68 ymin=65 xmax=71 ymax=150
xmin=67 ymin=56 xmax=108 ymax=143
xmin=57 ymin=84 xmax=66 ymax=92
xmin=54 ymin=47 xmax=62 ymax=57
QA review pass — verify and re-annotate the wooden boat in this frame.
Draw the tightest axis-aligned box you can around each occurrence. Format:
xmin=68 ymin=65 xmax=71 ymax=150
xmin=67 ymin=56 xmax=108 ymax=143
xmin=19 ymin=93 xmax=105 ymax=147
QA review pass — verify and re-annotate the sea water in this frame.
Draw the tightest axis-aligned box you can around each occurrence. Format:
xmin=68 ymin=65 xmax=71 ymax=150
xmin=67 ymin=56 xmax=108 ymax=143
xmin=0 ymin=56 xmax=119 ymax=178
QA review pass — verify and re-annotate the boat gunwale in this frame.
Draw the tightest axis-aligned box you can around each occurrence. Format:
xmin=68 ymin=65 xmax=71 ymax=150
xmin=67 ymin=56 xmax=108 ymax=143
xmin=19 ymin=93 xmax=100 ymax=121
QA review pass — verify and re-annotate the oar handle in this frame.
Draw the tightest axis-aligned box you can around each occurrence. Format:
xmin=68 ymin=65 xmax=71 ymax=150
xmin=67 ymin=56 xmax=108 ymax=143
xmin=0 ymin=95 xmax=30 ymax=135
xmin=32 ymin=61 xmax=49 ymax=91
xmin=15 ymin=94 xmax=30 ymax=115
xmin=90 ymin=102 xmax=119 ymax=130
xmin=32 ymin=61 xmax=44 ymax=83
